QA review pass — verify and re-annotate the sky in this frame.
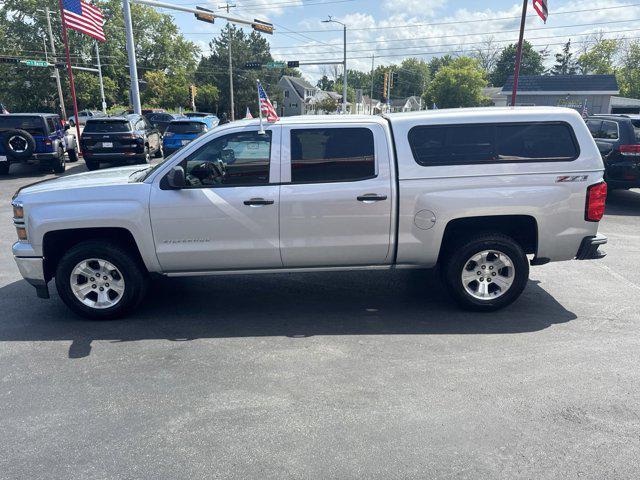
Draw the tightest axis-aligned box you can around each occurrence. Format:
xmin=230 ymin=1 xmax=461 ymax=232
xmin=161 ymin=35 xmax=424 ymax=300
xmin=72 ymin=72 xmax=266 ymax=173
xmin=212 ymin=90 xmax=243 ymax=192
xmin=159 ymin=0 xmax=640 ymax=83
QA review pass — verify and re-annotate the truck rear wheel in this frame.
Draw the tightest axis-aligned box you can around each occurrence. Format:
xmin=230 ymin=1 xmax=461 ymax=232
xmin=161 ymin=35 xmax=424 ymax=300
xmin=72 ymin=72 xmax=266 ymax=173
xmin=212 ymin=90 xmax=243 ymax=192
xmin=443 ymin=234 xmax=529 ymax=311
xmin=55 ymin=241 xmax=148 ymax=320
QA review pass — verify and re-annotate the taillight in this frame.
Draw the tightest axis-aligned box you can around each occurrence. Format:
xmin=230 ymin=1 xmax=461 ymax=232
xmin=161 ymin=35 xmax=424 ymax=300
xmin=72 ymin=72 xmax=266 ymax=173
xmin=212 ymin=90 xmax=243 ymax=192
xmin=44 ymin=139 xmax=52 ymax=146
xmin=618 ymin=144 xmax=640 ymax=156
xmin=585 ymin=182 xmax=607 ymax=222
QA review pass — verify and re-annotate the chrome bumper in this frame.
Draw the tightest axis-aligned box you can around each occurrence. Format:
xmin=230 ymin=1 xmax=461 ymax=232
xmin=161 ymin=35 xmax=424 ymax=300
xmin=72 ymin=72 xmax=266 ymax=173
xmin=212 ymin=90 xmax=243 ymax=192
xmin=13 ymin=255 xmax=50 ymax=299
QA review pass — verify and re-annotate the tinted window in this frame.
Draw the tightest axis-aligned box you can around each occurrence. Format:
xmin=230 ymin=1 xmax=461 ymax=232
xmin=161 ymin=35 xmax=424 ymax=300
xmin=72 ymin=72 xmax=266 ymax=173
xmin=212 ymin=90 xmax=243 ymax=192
xmin=183 ymin=130 xmax=271 ymax=187
xmin=586 ymin=120 xmax=601 ymax=136
xmin=46 ymin=118 xmax=57 ymax=133
xmin=290 ymin=128 xmax=375 ymax=183
xmin=166 ymin=122 xmax=206 ymax=134
xmin=0 ymin=116 xmax=45 ymax=135
xmin=84 ymin=120 xmax=131 ymax=133
xmin=409 ymin=122 xmax=578 ymax=165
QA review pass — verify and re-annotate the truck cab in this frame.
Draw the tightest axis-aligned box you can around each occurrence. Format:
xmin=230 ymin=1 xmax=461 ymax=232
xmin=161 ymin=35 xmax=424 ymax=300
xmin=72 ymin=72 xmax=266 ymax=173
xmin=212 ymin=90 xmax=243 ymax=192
xmin=11 ymin=108 xmax=607 ymax=319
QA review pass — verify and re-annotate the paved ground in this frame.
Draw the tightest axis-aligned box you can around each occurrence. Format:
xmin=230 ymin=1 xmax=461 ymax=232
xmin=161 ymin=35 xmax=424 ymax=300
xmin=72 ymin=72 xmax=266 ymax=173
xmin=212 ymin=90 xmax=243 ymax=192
xmin=1 ymin=162 xmax=639 ymax=479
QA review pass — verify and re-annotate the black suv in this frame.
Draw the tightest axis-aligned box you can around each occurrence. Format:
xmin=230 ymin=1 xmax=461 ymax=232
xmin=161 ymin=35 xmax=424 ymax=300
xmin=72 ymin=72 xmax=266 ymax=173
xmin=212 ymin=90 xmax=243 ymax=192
xmin=80 ymin=114 xmax=162 ymax=171
xmin=0 ymin=113 xmax=78 ymax=175
xmin=586 ymin=115 xmax=640 ymax=189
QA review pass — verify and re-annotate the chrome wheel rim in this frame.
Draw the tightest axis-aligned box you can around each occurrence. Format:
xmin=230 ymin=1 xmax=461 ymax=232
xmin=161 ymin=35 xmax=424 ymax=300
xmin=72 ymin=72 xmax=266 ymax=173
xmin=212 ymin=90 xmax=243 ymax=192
xmin=461 ymin=250 xmax=515 ymax=300
xmin=70 ymin=258 xmax=125 ymax=309
xmin=8 ymin=135 xmax=27 ymax=153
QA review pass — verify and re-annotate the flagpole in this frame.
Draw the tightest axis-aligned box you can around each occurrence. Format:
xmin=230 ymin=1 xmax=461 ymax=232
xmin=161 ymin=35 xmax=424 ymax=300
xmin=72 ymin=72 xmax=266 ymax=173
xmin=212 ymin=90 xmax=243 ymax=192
xmin=511 ymin=0 xmax=528 ymax=107
xmin=57 ymin=0 xmax=83 ymax=150
xmin=257 ymin=79 xmax=265 ymax=135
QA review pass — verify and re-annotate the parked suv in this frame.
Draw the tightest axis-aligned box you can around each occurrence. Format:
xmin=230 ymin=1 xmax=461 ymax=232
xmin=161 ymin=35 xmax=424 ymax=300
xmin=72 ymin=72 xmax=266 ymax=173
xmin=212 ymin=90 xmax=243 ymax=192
xmin=162 ymin=117 xmax=217 ymax=156
xmin=586 ymin=114 xmax=640 ymax=189
xmin=12 ymin=107 xmax=607 ymax=319
xmin=147 ymin=112 xmax=183 ymax=134
xmin=80 ymin=114 xmax=162 ymax=170
xmin=0 ymin=113 xmax=78 ymax=175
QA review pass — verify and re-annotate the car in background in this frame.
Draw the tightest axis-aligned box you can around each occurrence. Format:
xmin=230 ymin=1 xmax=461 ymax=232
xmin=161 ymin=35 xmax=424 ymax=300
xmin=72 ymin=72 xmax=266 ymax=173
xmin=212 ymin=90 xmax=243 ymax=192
xmin=68 ymin=110 xmax=105 ymax=127
xmin=185 ymin=112 xmax=217 ymax=120
xmin=162 ymin=117 xmax=216 ymax=156
xmin=80 ymin=114 xmax=162 ymax=171
xmin=147 ymin=112 xmax=183 ymax=134
xmin=586 ymin=115 xmax=640 ymax=189
xmin=0 ymin=113 xmax=77 ymax=175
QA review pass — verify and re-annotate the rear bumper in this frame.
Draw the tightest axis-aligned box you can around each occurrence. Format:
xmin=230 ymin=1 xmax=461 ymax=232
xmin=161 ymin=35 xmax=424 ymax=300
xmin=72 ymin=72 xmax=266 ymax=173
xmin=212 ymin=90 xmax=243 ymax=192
xmin=84 ymin=151 xmax=146 ymax=162
xmin=606 ymin=159 xmax=640 ymax=187
xmin=3 ymin=152 xmax=59 ymax=164
xmin=576 ymin=233 xmax=608 ymax=260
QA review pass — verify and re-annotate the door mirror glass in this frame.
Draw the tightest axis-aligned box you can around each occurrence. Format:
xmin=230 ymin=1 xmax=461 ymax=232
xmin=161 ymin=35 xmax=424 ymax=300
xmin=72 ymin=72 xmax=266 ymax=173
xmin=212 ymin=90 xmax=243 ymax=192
xmin=165 ymin=165 xmax=186 ymax=189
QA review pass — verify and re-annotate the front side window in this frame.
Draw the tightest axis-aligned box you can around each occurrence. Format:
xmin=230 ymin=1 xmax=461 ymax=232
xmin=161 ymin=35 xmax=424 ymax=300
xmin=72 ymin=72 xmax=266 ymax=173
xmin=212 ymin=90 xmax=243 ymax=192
xmin=183 ymin=130 xmax=272 ymax=187
xmin=290 ymin=127 xmax=375 ymax=183
xmin=409 ymin=122 xmax=578 ymax=166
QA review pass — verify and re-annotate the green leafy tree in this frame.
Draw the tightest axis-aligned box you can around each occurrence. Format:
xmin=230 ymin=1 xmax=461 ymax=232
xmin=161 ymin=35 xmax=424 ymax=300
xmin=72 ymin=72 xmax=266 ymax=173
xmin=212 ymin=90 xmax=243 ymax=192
xmin=550 ymin=40 xmax=578 ymax=75
xmin=617 ymin=41 xmax=640 ymax=99
xmin=195 ymin=84 xmax=220 ymax=112
xmin=426 ymin=57 xmax=487 ymax=108
xmin=578 ymin=39 xmax=618 ymax=74
xmin=489 ymin=41 xmax=545 ymax=86
xmin=316 ymin=95 xmax=338 ymax=113
xmin=428 ymin=55 xmax=454 ymax=78
xmin=316 ymin=75 xmax=335 ymax=91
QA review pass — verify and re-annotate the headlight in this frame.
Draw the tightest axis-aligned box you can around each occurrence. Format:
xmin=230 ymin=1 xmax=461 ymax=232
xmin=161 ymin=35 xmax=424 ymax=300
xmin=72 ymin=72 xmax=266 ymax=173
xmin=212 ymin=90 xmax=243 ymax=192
xmin=12 ymin=201 xmax=24 ymax=220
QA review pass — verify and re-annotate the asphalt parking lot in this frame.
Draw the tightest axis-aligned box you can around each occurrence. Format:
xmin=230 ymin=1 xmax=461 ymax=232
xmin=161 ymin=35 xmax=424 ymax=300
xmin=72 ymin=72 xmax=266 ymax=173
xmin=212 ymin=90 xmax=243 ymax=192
xmin=1 ymin=162 xmax=639 ymax=479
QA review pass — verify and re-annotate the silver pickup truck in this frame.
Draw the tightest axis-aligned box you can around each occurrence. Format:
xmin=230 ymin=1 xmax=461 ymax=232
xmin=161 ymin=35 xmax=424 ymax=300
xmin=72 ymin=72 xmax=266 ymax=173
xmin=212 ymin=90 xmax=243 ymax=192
xmin=12 ymin=107 xmax=608 ymax=319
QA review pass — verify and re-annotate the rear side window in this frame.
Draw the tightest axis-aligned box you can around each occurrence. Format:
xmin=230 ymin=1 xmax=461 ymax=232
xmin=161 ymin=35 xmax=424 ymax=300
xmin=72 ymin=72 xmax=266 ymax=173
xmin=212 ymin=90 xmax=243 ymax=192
xmin=166 ymin=122 xmax=206 ymax=134
xmin=84 ymin=120 xmax=131 ymax=133
xmin=408 ymin=122 xmax=578 ymax=166
xmin=46 ymin=118 xmax=57 ymax=133
xmin=290 ymin=127 xmax=375 ymax=183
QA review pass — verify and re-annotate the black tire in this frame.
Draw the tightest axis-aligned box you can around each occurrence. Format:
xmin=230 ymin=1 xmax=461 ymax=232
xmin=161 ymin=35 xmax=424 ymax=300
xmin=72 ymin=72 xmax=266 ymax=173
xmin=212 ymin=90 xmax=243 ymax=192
xmin=442 ymin=233 xmax=529 ymax=312
xmin=85 ymin=159 xmax=100 ymax=171
xmin=154 ymin=144 xmax=163 ymax=158
xmin=0 ymin=161 xmax=9 ymax=175
xmin=2 ymin=129 xmax=36 ymax=159
xmin=67 ymin=148 xmax=78 ymax=162
xmin=52 ymin=148 xmax=66 ymax=174
xmin=55 ymin=241 xmax=148 ymax=320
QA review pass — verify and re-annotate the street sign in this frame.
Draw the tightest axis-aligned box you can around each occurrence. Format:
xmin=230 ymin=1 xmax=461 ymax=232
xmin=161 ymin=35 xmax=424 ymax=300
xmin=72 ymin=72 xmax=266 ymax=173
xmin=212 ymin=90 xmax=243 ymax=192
xmin=266 ymin=61 xmax=285 ymax=69
xmin=287 ymin=60 xmax=299 ymax=68
xmin=252 ymin=19 xmax=274 ymax=34
xmin=244 ymin=62 xmax=262 ymax=70
xmin=0 ymin=57 xmax=20 ymax=64
xmin=21 ymin=60 xmax=50 ymax=67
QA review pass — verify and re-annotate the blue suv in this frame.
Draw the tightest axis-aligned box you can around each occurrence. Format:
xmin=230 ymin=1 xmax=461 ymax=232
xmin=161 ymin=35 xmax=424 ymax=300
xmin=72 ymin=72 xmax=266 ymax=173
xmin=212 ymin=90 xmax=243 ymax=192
xmin=0 ymin=113 xmax=78 ymax=175
xmin=162 ymin=116 xmax=219 ymax=156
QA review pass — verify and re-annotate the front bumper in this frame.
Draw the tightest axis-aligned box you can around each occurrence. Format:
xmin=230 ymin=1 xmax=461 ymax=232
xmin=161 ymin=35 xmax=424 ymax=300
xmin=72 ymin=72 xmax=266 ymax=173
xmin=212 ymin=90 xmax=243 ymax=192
xmin=576 ymin=233 xmax=608 ymax=260
xmin=13 ymin=255 xmax=49 ymax=298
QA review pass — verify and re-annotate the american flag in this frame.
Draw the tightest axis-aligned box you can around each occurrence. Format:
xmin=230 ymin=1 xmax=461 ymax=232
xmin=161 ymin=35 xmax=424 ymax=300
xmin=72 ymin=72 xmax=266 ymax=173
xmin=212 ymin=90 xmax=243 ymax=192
xmin=533 ymin=0 xmax=548 ymax=23
xmin=582 ymin=99 xmax=589 ymax=119
xmin=62 ymin=0 xmax=105 ymax=42
xmin=258 ymin=81 xmax=279 ymax=123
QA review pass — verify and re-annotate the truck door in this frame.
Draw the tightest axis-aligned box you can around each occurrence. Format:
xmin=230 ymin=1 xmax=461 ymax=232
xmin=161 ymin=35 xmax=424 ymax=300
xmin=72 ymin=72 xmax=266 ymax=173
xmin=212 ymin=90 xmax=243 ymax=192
xmin=279 ymin=123 xmax=393 ymax=267
xmin=149 ymin=125 xmax=282 ymax=272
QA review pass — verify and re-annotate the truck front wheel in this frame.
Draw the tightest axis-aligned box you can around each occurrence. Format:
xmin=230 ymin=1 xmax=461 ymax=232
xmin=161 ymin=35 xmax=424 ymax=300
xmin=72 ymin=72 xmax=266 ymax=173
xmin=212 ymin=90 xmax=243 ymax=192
xmin=55 ymin=241 xmax=148 ymax=320
xmin=443 ymin=234 xmax=529 ymax=311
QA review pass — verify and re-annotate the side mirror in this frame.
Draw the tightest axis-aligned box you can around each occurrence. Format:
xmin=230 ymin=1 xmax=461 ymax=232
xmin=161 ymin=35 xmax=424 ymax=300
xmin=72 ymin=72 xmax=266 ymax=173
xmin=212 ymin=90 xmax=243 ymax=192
xmin=165 ymin=165 xmax=186 ymax=189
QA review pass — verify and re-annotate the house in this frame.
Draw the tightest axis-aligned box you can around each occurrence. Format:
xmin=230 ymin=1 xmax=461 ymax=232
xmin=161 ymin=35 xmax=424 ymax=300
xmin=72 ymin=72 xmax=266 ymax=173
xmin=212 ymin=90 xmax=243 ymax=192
xmin=277 ymin=76 xmax=319 ymax=116
xmin=305 ymin=90 xmax=343 ymax=115
xmin=501 ymin=75 xmax=620 ymax=114
xmin=388 ymin=96 xmax=422 ymax=113
xmin=354 ymin=96 xmax=383 ymax=115
xmin=482 ymin=87 xmax=508 ymax=107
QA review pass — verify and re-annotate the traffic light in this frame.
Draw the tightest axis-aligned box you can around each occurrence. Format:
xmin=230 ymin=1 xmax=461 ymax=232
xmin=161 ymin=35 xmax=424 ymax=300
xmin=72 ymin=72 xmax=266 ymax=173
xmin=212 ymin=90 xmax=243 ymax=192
xmin=382 ymin=72 xmax=389 ymax=101
xmin=252 ymin=19 xmax=274 ymax=34
xmin=0 ymin=57 xmax=19 ymax=64
xmin=391 ymin=72 xmax=399 ymax=87
xmin=194 ymin=6 xmax=215 ymax=24
xmin=189 ymin=85 xmax=197 ymax=106
xmin=244 ymin=62 xmax=262 ymax=70
xmin=287 ymin=60 xmax=300 ymax=68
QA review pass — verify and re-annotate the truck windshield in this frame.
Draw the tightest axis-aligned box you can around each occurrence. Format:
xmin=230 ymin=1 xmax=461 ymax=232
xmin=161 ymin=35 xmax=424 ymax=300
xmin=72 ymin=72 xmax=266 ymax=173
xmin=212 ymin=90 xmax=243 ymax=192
xmin=0 ymin=116 xmax=45 ymax=135
xmin=166 ymin=122 xmax=206 ymax=134
xmin=84 ymin=120 xmax=131 ymax=133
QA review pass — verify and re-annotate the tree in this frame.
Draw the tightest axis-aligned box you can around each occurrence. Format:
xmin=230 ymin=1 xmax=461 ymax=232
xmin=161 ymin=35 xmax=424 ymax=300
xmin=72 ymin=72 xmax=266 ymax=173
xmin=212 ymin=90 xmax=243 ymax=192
xmin=578 ymin=38 xmax=618 ymax=74
xmin=617 ymin=41 xmax=640 ymax=99
xmin=489 ymin=41 xmax=545 ymax=86
xmin=471 ymin=37 xmax=501 ymax=74
xmin=316 ymin=95 xmax=338 ymax=114
xmin=316 ymin=75 xmax=335 ymax=91
xmin=550 ymin=40 xmax=578 ymax=75
xmin=393 ymin=58 xmax=430 ymax=98
xmin=428 ymin=55 xmax=454 ymax=78
xmin=426 ymin=57 xmax=487 ymax=108
xmin=195 ymin=84 xmax=220 ymax=112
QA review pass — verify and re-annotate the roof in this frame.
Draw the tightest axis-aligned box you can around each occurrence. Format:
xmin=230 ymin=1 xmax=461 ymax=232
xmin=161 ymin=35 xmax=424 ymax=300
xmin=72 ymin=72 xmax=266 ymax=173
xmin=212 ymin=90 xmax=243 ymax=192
xmin=502 ymin=75 xmax=619 ymax=94
xmin=170 ymin=117 xmax=209 ymax=124
xmin=3 ymin=113 xmax=58 ymax=117
xmin=281 ymin=75 xmax=316 ymax=99
xmin=610 ymin=96 xmax=640 ymax=107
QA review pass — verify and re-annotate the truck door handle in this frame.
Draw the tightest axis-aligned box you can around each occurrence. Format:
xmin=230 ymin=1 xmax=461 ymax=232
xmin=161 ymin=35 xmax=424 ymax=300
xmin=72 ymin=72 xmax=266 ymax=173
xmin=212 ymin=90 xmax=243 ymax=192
xmin=357 ymin=194 xmax=387 ymax=203
xmin=244 ymin=198 xmax=274 ymax=206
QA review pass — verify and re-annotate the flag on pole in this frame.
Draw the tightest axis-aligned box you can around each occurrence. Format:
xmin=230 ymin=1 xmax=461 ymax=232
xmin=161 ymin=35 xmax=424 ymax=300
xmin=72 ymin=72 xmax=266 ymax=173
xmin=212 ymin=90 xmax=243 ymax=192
xmin=532 ymin=0 xmax=548 ymax=23
xmin=582 ymin=99 xmax=589 ymax=119
xmin=245 ymin=107 xmax=253 ymax=119
xmin=62 ymin=0 xmax=105 ymax=42
xmin=258 ymin=81 xmax=279 ymax=123
xmin=0 ymin=103 xmax=9 ymax=114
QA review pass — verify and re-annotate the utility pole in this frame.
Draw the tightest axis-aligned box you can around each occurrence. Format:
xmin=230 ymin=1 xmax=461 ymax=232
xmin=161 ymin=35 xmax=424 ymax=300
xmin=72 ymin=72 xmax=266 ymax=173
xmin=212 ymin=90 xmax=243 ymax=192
xmin=95 ymin=42 xmax=107 ymax=113
xmin=369 ymin=55 xmax=374 ymax=115
xmin=123 ymin=0 xmax=142 ymax=114
xmin=44 ymin=7 xmax=67 ymax=119
xmin=220 ymin=3 xmax=236 ymax=121
xmin=322 ymin=16 xmax=347 ymax=114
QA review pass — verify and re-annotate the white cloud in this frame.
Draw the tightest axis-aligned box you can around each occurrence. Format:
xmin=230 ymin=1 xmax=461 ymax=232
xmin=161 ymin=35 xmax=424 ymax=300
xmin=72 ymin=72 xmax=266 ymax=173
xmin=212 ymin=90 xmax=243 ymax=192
xmin=382 ymin=0 xmax=446 ymax=17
